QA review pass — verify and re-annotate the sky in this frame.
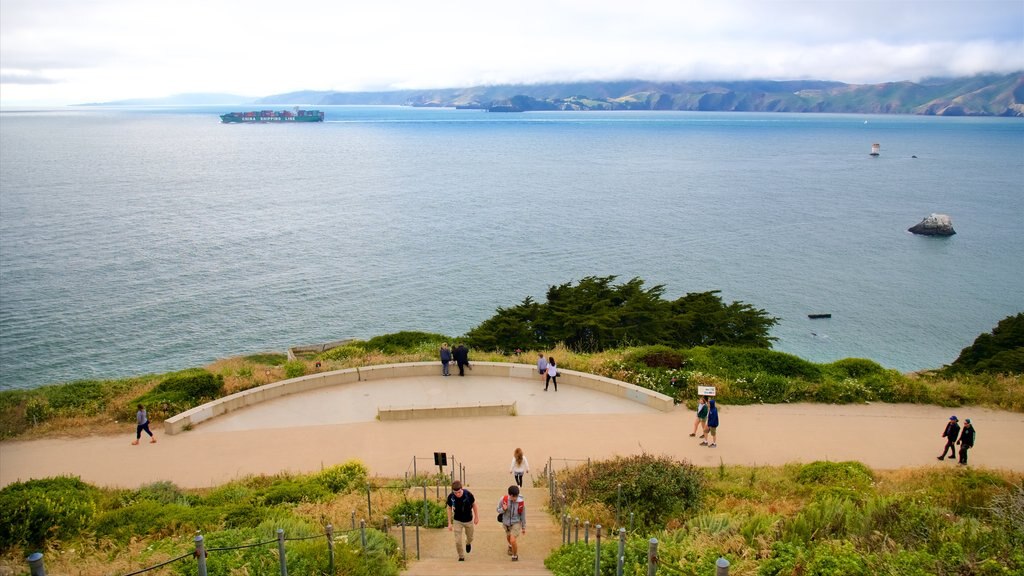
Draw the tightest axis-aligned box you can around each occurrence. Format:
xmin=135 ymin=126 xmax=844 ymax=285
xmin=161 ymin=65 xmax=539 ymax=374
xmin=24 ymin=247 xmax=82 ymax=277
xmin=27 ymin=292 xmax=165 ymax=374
xmin=2 ymin=0 xmax=1023 ymax=106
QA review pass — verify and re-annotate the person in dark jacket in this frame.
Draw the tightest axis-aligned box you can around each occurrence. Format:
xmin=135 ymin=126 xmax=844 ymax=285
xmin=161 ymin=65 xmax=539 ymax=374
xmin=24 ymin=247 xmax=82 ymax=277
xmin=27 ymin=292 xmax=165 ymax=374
xmin=701 ymin=398 xmax=719 ymax=448
xmin=957 ymin=419 xmax=976 ymax=465
xmin=453 ymin=343 xmax=470 ymax=376
xmin=440 ymin=343 xmax=452 ymax=377
xmin=938 ymin=415 xmax=960 ymax=460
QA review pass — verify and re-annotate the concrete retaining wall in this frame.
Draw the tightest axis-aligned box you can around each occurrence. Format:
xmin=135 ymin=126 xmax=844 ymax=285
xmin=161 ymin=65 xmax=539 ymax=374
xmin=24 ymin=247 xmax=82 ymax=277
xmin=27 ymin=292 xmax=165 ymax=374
xmin=164 ymin=362 xmax=673 ymax=435
xmin=378 ymin=401 xmax=516 ymax=420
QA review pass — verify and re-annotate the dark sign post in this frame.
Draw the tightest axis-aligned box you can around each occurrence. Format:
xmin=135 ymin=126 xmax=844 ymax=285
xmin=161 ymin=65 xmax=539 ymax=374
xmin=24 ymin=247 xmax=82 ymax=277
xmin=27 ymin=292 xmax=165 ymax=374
xmin=433 ymin=452 xmax=447 ymax=476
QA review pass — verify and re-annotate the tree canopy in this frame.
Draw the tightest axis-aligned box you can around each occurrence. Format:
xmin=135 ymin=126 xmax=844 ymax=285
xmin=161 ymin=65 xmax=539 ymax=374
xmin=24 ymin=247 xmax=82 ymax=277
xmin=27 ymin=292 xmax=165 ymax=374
xmin=947 ymin=312 xmax=1024 ymax=374
xmin=465 ymin=276 xmax=777 ymax=352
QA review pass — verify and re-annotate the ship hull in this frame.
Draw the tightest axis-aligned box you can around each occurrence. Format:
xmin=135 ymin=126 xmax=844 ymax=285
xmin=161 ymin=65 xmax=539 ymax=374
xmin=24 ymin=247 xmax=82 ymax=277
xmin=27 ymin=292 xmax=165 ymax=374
xmin=220 ymin=110 xmax=324 ymax=123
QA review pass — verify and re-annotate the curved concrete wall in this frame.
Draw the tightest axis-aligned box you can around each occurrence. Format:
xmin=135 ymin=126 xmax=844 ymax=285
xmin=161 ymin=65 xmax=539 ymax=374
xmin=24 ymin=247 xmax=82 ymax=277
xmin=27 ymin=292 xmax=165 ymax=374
xmin=164 ymin=362 xmax=674 ymax=435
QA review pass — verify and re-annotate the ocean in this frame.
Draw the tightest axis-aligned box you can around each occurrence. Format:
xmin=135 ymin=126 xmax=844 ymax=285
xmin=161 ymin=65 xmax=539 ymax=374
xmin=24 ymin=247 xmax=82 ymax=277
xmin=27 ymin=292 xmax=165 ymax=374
xmin=1 ymin=106 xmax=1022 ymax=390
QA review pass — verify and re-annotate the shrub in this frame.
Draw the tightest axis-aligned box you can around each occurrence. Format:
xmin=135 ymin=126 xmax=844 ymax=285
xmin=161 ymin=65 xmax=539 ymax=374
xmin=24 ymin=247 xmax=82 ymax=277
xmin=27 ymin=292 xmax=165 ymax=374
xmin=135 ymin=369 xmax=224 ymax=416
xmin=0 ymin=476 xmax=99 ymax=548
xmin=625 ymin=345 xmax=687 ymax=369
xmin=558 ymin=454 xmax=704 ymax=530
xmin=361 ymin=331 xmax=450 ymax=354
xmin=93 ymin=500 xmax=219 ymax=541
xmin=795 ymin=461 xmax=874 ymax=492
xmin=783 ymin=495 xmax=863 ymax=543
xmin=260 ymin=478 xmax=330 ymax=505
xmin=386 ymin=498 xmax=447 ymax=527
xmin=706 ymin=347 xmax=822 ymax=381
xmin=315 ymin=461 xmax=368 ymax=493
xmin=283 ymin=360 xmax=306 ymax=379
xmin=242 ymin=353 xmax=287 ymax=365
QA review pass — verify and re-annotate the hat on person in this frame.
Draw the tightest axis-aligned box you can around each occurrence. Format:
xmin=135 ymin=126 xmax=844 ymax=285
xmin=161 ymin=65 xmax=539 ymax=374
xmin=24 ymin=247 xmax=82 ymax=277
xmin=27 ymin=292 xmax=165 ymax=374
xmin=965 ymin=418 xmax=971 ymax=423
xmin=949 ymin=415 xmax=958 ymax=421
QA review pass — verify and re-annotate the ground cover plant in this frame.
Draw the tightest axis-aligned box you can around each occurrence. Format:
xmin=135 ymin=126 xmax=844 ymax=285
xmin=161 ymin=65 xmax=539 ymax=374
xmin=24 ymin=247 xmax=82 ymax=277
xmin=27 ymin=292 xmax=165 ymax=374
xmin=546 ymin=459 xmax=1024 ymax=576
xmin=0 ymin=460 xmax=413 ymax=575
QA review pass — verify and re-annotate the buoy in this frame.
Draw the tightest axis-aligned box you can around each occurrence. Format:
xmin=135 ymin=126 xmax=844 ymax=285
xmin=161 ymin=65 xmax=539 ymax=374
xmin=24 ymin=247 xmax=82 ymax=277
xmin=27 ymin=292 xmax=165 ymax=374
xmin=869 ymin=143 xmax=880 ymax=156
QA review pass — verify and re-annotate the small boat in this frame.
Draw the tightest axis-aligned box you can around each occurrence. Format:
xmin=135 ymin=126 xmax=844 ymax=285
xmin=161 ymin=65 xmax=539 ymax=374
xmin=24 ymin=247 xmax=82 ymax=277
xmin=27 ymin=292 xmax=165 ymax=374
xmin=869 ymin=143 xmax=880 ymax=156
xmin=808 ymin=313 xmax=832 ymax=319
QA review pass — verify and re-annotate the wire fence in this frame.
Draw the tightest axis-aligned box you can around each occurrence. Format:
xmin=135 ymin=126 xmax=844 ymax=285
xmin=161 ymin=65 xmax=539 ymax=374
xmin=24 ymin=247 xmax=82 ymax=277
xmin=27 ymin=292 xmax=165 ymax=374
xmin=24 ymin=455 xmax=466 ymax=576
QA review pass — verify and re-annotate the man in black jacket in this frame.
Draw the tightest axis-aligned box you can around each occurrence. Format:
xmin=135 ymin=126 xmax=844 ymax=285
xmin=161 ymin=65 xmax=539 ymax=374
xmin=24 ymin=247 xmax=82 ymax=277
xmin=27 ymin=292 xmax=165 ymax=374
xmin=453 ymin=343 xmax=470 ymax=376
xmin=957 ymin=419 xmax=976 ymax=466
xmin=938 ymin=415 xmax=960 ymax=460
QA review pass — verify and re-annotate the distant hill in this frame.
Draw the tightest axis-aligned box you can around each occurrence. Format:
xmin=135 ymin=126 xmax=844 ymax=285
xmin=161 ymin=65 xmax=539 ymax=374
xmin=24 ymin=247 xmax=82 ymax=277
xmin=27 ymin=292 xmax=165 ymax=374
xmin=257 ymin=73 xmax=1024 ymax=116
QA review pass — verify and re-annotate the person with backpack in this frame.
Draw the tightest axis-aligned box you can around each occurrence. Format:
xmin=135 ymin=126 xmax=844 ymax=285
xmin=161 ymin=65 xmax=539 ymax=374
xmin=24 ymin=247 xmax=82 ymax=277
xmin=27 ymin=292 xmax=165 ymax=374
xmin=689 ymin=396 xmax=709 ymax=438
xmin=957 ymin=419 xmax=976 ymax=466
xmin=497 ymin=484 xmax=526 ymax=561
xmin=446 ymin=480 xmax=478 ymax=561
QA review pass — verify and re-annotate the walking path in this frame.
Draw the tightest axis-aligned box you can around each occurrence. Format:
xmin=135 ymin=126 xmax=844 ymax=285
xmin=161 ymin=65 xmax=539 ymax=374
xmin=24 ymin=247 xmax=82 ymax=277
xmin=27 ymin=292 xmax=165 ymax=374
xmin=401 ymin=471 xmax=560 ymax=576
xmin=3 ymin=373 xmax=1022 ymax=575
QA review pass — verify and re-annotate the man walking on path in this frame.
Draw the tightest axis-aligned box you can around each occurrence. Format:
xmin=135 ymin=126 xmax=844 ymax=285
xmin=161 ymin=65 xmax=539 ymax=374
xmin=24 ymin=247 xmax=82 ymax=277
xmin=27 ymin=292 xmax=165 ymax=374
xmin=537 ymin=353 xmax=548 ymax=380
xmin=446 ymin=480 xmax=478 ymax=561
xmin=938 ymin=415 xmax=960 ymax=460
xmin=498 ymin=484 xmax=526 ymax=561
xmin=958 ymin=419 xmax=976 ymax=465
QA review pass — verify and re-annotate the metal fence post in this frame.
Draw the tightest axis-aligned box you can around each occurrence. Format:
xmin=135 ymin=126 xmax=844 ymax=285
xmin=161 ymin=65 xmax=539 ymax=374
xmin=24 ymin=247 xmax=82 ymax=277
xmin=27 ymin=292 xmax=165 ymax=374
xmin=629 ymin=512 xmax=634 ymax=532
xmin=413 ymin=455 xmax=417 ymax=478
xmin=401 ymin=517 xmax=408 ymax=562
xmin=366 ymin=484 xmax=372 ymax=521
xmin=351 ymin=511 xmax=356 ymax=530
xmin=716 ymin=557 xmax=731 ymax=576
xmin=277 ymin=528 xmax=287 ymax=576
xmin=360 ymin=519 xmax=367 ymax=549
xmin=25 ymin=552 xmax=45 ymax=576
xmin=584 ymin=520 xmax=590 ymax=544
xmin=617 ymin=527 xmax=626 ymax=576
xmin=594 ymin=525 xmax=602 ymax=576
xmin=647 ymin=538 xmax=658 ymax=576
xmin=326 ymin=525 xmax=335 ymax=574
xmin=575 ymin=517 xmax=580 ymax=543
xmin=415 ymin=516 xmax=421 ymax=560
xmin=616 ymin=484 xmax=622 ymax=528
xmin=195 ymin=535 xmax=208 ymax=576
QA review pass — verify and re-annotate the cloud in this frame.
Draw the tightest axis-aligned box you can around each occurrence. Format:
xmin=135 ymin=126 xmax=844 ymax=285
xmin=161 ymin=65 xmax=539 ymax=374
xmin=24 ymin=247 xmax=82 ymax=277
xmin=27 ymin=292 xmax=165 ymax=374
xmin=2 ymin=0 xmax=1022 ymax=105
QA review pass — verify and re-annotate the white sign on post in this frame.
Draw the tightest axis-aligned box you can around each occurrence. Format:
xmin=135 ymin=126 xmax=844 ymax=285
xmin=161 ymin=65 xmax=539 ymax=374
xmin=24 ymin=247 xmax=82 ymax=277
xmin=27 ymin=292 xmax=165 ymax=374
xmin=697 ymin=386 xmax=717 ymax=397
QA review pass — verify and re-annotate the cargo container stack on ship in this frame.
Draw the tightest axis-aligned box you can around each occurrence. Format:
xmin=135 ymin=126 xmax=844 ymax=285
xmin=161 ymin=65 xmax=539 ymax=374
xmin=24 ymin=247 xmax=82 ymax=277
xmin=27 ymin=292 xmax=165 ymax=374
xmin=220 ymin=109 xmax=325 ymax=123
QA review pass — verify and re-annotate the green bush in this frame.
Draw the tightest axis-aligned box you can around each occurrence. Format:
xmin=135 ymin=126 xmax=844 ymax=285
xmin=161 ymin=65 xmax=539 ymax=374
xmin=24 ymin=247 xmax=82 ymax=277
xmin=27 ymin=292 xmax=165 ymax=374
xmin=625 ymin=345 xmax=687 ymax=369
xmin=558 ymin=454 xmax=705 ymax=530
xmin=242 ymin=353 xmax=287 ymax=365
xmin=319 ymin=345 xmax=366 ymax=361
xmin=0 ymin=476 xmax=99 ymax=548
xmin=135 ymin=369 xmax=224 ymax=416
xmin=706 ymin=347 xmax=822 ymax=381
xmin=783 ymin=495 xmax=863 ymax=543
xmin=315 ymin=460 xmax=368 ymax=493
xmin=360 ymin=331 xmax=451 ymax=354
xmin=93 ymin=500 xmax=219 ymax=541
xmin=260 ymin=478 xmax=330 ymax=505
xmin=283 ymin=360 xmax=306 ymax=379
xmin=795 ymin=461 xmax=874 ymax=491
xmin=386 ymin=498 xmax=447 ymax=527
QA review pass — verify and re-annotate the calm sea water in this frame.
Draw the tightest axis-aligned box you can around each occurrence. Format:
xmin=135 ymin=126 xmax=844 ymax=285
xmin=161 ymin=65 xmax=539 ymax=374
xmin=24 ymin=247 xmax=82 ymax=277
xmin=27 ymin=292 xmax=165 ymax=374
xmin=1 ymin=106 xmax=1022 ymax=390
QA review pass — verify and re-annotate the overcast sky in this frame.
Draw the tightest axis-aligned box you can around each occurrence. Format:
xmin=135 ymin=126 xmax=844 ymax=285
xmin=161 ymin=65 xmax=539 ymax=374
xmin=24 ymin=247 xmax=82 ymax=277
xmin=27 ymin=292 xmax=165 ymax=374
xmin=2 ymin=0 xmax=1022 ymax=106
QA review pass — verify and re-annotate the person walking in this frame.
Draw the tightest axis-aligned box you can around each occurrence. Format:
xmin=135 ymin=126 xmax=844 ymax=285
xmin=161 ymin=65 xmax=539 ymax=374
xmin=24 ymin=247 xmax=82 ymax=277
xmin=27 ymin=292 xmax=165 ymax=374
xmin=957 ymin=419 xmax=976 ymax=466
xmin=440 ymin=343 xmax=452 ymax=377
xmin=498 ymin=484 xmax=526 ymax=561
xmin=510 ymin=447 xmax=530 ymax=487
xmin=536 ymin=353 xmax=548 ymax=380
xmin=689 ymin=396 xmax=709 ymax=438
xmin=132 ymin=404 xmax=156 ymax=445
xmin=938 ymin=415 xmax=960 ymax=460
xmin=544 ymin=357 xmax=558 ymax=391
xmin=453 ymin=343 xmax=470 ymax=377
xmin=701 ymin=398 xmax=719 ymax=447
xmin=446 ymin=480 xmax=478 ymax=561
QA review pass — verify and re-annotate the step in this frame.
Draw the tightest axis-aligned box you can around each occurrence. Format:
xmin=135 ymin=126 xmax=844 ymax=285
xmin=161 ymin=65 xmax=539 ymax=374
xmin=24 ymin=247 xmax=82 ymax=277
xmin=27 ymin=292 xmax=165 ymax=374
xmin=402 ymin=557 xmax=552 ymax=576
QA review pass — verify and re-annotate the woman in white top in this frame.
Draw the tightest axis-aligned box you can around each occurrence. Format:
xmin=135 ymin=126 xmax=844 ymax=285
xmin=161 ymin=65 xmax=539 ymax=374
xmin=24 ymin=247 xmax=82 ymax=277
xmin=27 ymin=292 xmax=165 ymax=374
xmin=510 ymin=447 xmax=529 ymax=487
xmin=544 ymin=357 xmax=558 ymax=391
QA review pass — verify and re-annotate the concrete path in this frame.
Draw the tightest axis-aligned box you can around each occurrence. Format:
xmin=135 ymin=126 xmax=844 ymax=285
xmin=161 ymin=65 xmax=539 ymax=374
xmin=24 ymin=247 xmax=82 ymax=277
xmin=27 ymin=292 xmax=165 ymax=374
xmin=2 ymin=375 xmax=1023 ymax=493
xmin=401 ymin=471 xmax=559 ymax=576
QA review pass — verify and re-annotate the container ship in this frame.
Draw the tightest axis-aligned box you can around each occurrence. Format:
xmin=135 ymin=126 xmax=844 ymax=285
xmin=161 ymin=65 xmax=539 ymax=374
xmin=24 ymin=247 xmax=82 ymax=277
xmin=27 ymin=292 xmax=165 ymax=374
xmin=220 ymin=109 xmax=324 ymax=123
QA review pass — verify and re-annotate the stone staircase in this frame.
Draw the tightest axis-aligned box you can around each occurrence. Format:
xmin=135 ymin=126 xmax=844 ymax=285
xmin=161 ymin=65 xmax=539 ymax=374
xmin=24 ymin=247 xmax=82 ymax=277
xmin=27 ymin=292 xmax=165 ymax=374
xmin=401 ymin=472 xmax=560 ymax=575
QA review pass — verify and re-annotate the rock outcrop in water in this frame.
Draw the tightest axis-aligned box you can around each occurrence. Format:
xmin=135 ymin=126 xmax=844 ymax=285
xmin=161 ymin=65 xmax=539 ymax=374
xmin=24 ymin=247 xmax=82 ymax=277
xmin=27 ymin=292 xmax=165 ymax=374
xmin=909 ymin=213 xmax=956 ymax=236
